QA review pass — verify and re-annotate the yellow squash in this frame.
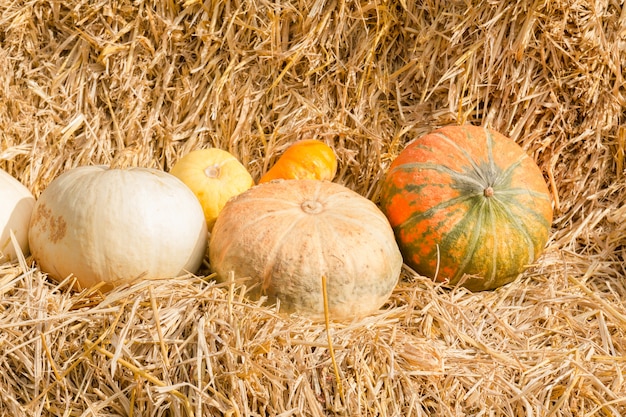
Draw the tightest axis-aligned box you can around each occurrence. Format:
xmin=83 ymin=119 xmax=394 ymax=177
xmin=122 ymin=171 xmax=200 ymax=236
xmin=170 ymin=148 xmax=254 ymax=230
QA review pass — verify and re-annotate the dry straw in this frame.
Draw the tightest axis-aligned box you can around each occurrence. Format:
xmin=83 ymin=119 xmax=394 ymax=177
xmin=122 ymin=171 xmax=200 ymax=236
xmin=1 ymin=0 xmax=625 ymax=416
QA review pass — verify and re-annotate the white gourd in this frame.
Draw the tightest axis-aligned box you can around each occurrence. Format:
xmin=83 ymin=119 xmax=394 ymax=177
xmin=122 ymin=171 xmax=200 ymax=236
xmin=29 ymin=166 xmax=208 ymax=290
xmin=0 ymin=169 xmax=35 ymax=262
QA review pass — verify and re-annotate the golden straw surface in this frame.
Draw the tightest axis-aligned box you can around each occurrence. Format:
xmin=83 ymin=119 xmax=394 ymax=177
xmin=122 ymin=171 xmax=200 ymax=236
xmin=0 ymin=0 xmax=625 ymax=416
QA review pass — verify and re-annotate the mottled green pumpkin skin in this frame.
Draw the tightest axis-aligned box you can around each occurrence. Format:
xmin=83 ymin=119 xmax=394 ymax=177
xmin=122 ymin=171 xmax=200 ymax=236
xmin=380 ymin=125 xmax=553 ymax=291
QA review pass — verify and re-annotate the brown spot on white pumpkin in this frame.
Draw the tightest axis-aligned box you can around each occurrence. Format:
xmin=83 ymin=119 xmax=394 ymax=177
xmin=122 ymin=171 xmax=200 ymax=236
xmin=32 ymin=203 xmax=67 ymax=243
xmin=49 ymin=214 xmax=67 ymax=243
xmin=31 ymin=203 xmax=51 ymax=232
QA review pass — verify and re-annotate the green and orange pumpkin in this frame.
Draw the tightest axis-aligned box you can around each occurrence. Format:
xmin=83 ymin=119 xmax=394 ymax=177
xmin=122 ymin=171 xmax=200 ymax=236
xmin=380 ymin=125 xmax=553 ymax=291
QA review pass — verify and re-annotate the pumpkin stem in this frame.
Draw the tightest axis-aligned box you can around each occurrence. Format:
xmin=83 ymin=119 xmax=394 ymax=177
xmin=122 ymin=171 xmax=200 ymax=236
xmin=483 ymin=186 xmax=495 ymax=197
xmin=301 ymin=200 xmax=323 ymax=214
xmin=204 ymin=165 xmax=220 ymax=178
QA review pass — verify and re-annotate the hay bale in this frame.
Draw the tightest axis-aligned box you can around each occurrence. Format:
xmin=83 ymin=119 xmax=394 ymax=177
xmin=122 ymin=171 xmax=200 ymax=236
xmin=0 ymin=0 xmax=624 ymax=415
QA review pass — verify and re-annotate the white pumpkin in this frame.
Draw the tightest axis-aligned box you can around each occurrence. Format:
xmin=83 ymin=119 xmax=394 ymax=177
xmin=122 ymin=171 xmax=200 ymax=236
xmin=209 ymin=179 xmax=403 ymax=320
xmin=29 ymin=166 xmax=208 ymax=290
xmin=0 ymin=169 xmax=35 ymax=262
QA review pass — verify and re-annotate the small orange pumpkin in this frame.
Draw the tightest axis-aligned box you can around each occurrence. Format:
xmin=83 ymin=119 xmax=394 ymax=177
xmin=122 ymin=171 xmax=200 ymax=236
xmin=259 ymin=139 xmax=337 ymax=183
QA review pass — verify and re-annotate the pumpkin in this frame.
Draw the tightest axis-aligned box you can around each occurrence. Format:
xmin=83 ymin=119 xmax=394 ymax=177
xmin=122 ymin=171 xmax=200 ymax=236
xmin=0 ymin=169 xmax=35 ymax=262
xmin=29 ymin=166 xmax=208 ymax=290
xmin=170 ymin=148 xmax=254 ymax=231
xmin=258 ymin=139 xmax=337 ymax=183
xmin=209 ymin=179 xmax=402 ymax=320
xmin=379 ymin=125 xmax=553 ymax=291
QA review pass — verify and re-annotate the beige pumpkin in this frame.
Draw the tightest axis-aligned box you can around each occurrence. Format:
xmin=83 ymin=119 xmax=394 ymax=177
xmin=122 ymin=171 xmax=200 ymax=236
xmin=29 ymin=166 xmax=208 ymax=290
xmin=209 ymin=179 xmax=402 ymax=320
xmin=0 ymin=169 xmax=35 ymax=262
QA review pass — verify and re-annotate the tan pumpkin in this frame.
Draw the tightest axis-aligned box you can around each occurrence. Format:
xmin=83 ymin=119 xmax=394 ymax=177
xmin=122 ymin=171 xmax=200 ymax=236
xmin=209 ymin=179 xmax=402 ymax=320
xmin=29 ymin=166 xmax=208 ymax=290
xmin=170 ymin=148 xmax=254 ymax=231
xmin=0 ymin=169 xmax=35 ymax=262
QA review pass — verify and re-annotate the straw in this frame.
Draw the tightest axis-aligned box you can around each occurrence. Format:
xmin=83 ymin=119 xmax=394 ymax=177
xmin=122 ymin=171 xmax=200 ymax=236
xmin=0 ymin=0 xmax=624 ymax=415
